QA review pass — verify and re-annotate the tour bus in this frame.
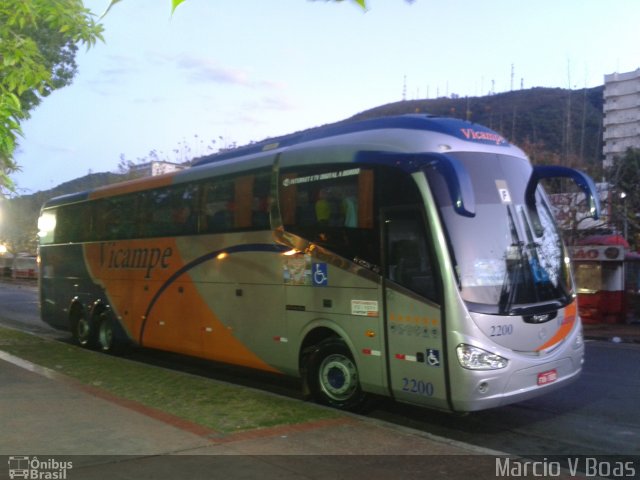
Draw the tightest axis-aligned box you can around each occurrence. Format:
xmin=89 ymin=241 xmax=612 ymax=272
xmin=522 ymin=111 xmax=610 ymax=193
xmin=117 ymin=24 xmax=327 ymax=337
xmin=38 ymin=114 xmax=600 ymax=412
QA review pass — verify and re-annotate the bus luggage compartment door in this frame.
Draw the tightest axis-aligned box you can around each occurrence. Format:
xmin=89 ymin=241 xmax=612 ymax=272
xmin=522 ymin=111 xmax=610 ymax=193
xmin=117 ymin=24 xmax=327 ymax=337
xmin=385 ymin=286 xmax=447 ymax=410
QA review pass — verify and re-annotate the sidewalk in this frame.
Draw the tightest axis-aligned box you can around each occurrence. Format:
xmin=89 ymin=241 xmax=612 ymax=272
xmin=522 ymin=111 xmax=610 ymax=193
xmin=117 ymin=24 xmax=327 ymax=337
xmin=0 ymin=351 xmax=501 ymax=480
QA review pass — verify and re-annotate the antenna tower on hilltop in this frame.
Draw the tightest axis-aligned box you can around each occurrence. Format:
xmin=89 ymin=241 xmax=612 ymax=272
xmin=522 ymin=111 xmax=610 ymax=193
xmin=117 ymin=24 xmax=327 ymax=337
xmin=402 ymin=75 xmax=407 ymax=101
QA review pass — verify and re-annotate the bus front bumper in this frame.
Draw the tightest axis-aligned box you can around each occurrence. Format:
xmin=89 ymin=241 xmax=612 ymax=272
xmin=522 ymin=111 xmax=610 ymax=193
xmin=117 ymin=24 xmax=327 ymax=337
xmin=450 ymin=352 xmax=583 ymax=413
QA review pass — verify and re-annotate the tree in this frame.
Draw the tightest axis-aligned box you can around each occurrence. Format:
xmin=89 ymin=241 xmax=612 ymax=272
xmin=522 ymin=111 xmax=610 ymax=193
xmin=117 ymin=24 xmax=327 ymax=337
xmin=0 ymin=0 xmax=103 ymax=193
xmin=0 ymin=195 xmax=40 ymax=255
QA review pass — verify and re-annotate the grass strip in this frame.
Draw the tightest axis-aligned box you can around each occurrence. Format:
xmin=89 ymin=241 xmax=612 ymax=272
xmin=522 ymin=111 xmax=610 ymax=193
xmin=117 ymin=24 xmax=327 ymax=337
xmin=0 ymin=326 xmax=340 ymax=434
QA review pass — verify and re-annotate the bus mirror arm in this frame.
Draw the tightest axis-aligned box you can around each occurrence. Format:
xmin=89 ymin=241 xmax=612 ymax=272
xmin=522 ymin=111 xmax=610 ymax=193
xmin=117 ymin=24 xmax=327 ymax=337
xmin=526 ymin=165 xmax=601 ymax=220
xmin=426 ymin=155 xmax=476 ymax=218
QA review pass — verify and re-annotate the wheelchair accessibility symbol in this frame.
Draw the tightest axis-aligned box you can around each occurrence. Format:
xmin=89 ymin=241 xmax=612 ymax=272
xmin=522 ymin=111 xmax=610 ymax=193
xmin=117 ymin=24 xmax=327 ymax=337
xmin=426 ymin=349 xmax=440 ymax=367
xmin=312 ymin=263 xmax=328 ymax=286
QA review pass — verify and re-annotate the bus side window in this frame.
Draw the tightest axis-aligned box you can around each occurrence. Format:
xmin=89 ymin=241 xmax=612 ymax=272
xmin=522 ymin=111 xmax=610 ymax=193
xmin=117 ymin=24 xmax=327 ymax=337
xmin=156 ymin=186 xmax=198 ymax=236
xmin=279 ymin=166 xmax=378 ymax=267
xmin=251 ymin=171 xmax=271 ymax=230
xmin=234 ymin=170 xmax=271 ymax=230
xmin=114 ymin=198 xmax=137 ymax=239
xmin=201 ymin=179 xmax=234 ymax=233
xmin=99 ymin=200 xmax=123 ymax=240
xmin=55 ymin=203 xmax=89 ymax=243
xmin=93 ymin=195 xmax=140 ymax=240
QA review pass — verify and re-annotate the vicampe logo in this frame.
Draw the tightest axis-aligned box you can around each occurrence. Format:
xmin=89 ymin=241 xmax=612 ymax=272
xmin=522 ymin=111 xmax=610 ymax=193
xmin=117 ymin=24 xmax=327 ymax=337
xmin=8 ymin=456 xmax=73 ymax=479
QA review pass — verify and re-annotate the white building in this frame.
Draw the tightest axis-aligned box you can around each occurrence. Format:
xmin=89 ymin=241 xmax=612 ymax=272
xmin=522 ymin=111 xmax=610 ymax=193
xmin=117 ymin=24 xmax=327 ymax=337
xmin=129 ymin=160 xmax=186 ymax=177
xmin=603 ymin=68 xmax=640 ymax=167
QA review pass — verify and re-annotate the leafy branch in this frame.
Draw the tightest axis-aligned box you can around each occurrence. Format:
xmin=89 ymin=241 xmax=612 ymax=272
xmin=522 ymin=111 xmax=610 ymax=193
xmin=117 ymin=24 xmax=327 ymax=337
xmin=0 ymin=0 xmax=104 ymax=193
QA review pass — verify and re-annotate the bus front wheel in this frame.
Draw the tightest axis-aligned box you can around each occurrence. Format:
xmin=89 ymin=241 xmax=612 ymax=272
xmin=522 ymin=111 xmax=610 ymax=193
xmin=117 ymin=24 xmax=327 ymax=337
xmin=306 ymin=338 xmax=366 ymax=412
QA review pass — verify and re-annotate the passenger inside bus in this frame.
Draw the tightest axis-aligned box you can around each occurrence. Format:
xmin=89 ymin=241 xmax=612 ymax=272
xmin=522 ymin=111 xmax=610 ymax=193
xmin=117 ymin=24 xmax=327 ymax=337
xmin=252 ymin=196 xmax=270 ymax=228
xmin=315 ymin=188 xmax=331 ymax=225
xmin=208 ymin=201 xmax=235 ymax=231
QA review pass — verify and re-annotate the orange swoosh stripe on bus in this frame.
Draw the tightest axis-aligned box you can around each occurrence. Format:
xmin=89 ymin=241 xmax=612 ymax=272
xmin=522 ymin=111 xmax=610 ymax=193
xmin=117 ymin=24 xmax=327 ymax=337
xmin=139 ymin=243 xmax=289 ymax=343
xmin=535 ymin=301 xmax=577 ymax=352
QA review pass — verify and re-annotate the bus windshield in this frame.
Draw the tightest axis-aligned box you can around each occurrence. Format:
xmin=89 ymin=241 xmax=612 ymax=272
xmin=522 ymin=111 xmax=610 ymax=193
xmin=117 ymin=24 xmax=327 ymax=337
xmin=427 ymin=152 xmax=573 ymax=315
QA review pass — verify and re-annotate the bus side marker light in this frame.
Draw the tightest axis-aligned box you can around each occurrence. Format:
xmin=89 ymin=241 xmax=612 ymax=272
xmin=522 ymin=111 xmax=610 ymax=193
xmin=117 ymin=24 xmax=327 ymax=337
xmin=273 ymin=336 xmax=289 ymax=343
xmin=362 ymin=348 xmax=381 ymax=356
xmin=395 ymin=354 xmax=417 ymax=362
xmin=365 ymin=329 xmax=376 ymax=338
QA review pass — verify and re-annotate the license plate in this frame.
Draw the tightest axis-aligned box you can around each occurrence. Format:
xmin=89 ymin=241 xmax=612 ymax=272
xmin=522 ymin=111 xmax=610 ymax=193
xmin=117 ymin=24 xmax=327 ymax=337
xmin=537 ymin=369 xmax=558 ymax=386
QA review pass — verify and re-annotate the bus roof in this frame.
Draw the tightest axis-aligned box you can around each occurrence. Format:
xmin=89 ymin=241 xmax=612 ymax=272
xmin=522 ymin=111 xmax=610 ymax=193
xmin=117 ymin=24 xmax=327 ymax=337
xmin=192 ymin=114 xmax=512 ymax=167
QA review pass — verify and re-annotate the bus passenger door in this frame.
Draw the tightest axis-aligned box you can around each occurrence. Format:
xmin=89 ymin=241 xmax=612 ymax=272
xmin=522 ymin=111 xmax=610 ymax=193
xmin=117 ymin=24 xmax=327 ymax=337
xmin=383 ymin=208 xmax=448 ymax=410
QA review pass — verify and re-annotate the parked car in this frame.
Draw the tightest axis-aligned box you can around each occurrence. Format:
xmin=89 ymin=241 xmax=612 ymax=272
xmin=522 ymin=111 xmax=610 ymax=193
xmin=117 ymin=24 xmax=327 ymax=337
xmin=12 ymin=255 xmax=38 ymax=280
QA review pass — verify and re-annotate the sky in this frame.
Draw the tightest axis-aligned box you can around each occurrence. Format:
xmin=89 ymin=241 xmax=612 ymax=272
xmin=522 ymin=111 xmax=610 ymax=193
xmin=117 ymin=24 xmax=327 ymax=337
xmin=12 ymin=0 xmax=640 ymax=194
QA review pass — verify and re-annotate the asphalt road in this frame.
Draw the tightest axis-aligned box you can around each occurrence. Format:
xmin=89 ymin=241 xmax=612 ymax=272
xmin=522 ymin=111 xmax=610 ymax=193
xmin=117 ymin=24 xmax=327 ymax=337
xmin=1 ymin=280 xmax=639 ymax=460
xmin=0 ymin=281 xmax=58 ymax=336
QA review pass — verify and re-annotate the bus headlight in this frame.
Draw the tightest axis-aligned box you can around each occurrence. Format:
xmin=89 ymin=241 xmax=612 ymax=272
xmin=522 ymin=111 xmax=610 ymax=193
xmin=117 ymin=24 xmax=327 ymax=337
xmin=456 ymin=344 xmax=508 ymax=370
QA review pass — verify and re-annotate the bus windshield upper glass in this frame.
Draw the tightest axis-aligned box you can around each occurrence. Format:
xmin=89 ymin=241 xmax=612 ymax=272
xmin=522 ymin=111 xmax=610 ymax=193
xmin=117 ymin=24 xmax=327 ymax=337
xmin=427 ymin=152 xmax=572 ymax=315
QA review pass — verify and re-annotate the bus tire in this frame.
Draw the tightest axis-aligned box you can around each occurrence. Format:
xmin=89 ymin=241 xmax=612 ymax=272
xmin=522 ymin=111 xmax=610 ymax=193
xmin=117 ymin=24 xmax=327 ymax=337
xmin=306 ymin=338 xmax=366 ymax=412
xmin=71 ymin=310 xmax=95 ymax=348
xmin=96 ymin=311 xmax=124 ymax=355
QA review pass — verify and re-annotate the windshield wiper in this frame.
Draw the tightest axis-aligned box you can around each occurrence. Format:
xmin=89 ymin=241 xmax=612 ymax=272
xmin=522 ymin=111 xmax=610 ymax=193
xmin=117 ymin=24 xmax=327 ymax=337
xmin=498 ymin=208 xmax=523 ymax=314
xmin=499 ymin=244 xmax=523 ymax=315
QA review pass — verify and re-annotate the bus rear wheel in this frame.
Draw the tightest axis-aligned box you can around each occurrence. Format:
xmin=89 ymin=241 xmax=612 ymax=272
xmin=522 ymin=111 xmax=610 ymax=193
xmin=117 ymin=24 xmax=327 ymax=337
xmin=306 ymin=338 xmax=366 ymax=412
xmin=97 ymin=312 xmax=123 ymax=354
xmin=71 ymin=311 xmax=94 ymax=348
